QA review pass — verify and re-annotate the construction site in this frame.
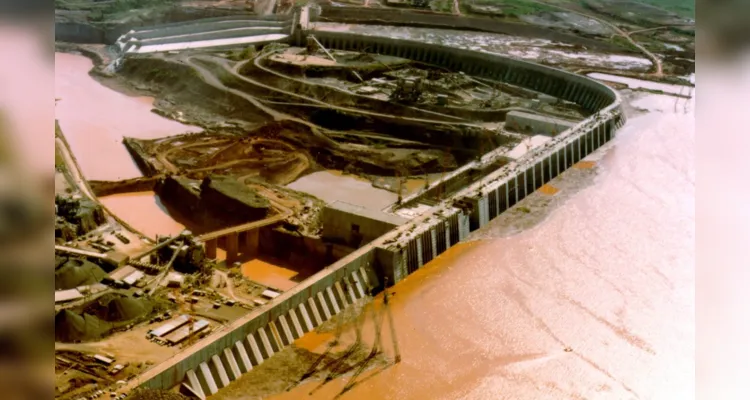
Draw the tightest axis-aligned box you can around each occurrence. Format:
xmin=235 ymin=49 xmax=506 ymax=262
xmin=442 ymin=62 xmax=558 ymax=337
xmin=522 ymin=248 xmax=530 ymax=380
xmin=54 ymin=1 xmax=693 ymax=399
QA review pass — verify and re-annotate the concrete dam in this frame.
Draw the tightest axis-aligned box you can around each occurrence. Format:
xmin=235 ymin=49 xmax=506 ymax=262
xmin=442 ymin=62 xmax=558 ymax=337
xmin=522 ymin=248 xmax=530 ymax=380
xmin=114 ymin=14 xmax=294 ymax=54
xmin=113 ymin=13 xmax=625 ymax=399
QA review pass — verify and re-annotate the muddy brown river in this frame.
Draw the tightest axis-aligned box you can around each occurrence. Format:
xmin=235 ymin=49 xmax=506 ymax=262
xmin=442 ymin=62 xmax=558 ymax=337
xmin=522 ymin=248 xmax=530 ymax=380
xmin=55 ymin=52 xmax=200 ymax=181
xmin=55 ymin=52 xmax=198 ymax=237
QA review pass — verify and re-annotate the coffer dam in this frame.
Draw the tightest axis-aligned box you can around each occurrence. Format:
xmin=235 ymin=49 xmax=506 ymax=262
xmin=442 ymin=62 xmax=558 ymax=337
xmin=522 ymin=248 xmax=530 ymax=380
xmin=115 ymin=13 xmax=625 ymax=399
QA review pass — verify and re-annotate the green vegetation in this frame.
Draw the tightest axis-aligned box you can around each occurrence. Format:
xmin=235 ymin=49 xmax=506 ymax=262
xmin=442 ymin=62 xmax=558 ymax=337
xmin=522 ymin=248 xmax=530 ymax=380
xmin=430 ymin=0 xmax=454 ymax=13
xmin=465 ymin=0 xmax=559 ymax=17
xmin=99 ymin=0 xmax=176 ymax=13
xmin=80 ymin=0 xmax=178 ymax=22
xmin=55 ymin=120 xmax=65 ymax=168
xmin=611 ymin=35 xmax=639 ymax=51
xmin=144 ymin=67 xmax=182 ymax=82
xmin=227 ymin=46 xmax=258 ymax=61
xmin=633 ymin=0 xmax=694 ymax=18
xmin=55 ymin=145 xmax=65 ymax=168
xmin=57 ymin=0 xmax=176 ymax=12
xmin=517 ymin=206 xmax=531 ymax=213
xmin=55 ymin=0 xmax=112 ymax=11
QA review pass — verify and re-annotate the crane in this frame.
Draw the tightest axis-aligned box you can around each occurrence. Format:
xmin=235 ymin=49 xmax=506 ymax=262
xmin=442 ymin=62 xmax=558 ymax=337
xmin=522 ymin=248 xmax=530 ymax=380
xmin=436 ymin=152 xmax=453 ymax=201
xmin=334 ymin=278 xmax=401 ymax=398
xmin=174 ymin=288 xmax=196 ymax=348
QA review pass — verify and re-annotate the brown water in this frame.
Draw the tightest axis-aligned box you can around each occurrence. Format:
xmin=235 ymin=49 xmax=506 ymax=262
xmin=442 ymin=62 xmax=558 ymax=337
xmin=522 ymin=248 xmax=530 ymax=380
xmin=241 ymin=259 xmax=299 ymax=292
xmin=99 ymin=191 xmax=185 ymax=239
xmin=268 ymin=90 xmax=695 ymax=400
xmin=55 ymin=52 xmax=200 ymax=181
xmin=55 ymin=52 xmax=199 ymax=237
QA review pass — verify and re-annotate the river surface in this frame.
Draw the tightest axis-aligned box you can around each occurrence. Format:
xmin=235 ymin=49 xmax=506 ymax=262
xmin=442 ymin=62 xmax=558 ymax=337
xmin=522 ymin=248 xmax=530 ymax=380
xmin=55 ymin=52 xmax=200 ymax=181
xmin=266 ymin=88 xmax=694 ymax=400
xmin=98 ymin=191 xmax=185 ymax=239
xmin=55 ymin=52 xmax=199 ymax=237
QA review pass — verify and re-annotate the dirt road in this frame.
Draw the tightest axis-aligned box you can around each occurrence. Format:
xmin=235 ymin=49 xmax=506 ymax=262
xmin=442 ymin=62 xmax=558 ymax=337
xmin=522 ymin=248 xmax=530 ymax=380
xmin=527 ymin=0 xmax=664 ymax=76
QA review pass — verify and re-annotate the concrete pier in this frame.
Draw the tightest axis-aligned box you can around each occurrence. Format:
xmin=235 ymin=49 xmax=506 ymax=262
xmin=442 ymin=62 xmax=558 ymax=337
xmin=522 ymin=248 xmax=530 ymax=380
xmin=205 ymin=238 xmax=217 ymax=260
xmin=243 ymin=230 xmax=259 ymax=259
xmin=225 ymin=232 xmax=239 ymax=264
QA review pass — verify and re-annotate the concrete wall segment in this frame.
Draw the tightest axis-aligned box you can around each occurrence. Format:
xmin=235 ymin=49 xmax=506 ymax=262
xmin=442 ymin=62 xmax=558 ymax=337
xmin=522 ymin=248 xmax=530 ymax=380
xmin=130 ymin=20 xmax=289 ymax=40
xmin=137 ymin=27 xmax=286 ymax=46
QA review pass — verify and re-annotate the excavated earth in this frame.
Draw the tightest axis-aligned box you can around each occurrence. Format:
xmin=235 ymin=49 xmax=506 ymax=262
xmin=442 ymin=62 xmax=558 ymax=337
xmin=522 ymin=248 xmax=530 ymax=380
xmin=55 ymin=293 xmax=166 ymax=342
xmin=55 ymin=256 xmax=109 ymax=290
xmin=125 ymin=389 xmax=190 ymax=400
xmin=83 ymin=293 xmax=155 ymax=322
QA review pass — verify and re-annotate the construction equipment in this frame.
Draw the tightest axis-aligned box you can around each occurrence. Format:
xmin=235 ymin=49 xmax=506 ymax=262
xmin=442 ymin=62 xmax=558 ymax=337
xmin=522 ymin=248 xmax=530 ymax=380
xmin=174 ymin=288 xmax=196 ymax=348
xmin=383 ymin=277 xmax=401 ymax=363
xmin=394 ymin=163 xmax=413 ymax=205
xmin=436 ymin=152 xmax=453 ymax=201
xmin=286 ymin=275 xmax=402 ymax=397
xmin=390 ymin=78 xmax=423 ymax=104
xmin=334 ymin=279 xmax=400 ymax=398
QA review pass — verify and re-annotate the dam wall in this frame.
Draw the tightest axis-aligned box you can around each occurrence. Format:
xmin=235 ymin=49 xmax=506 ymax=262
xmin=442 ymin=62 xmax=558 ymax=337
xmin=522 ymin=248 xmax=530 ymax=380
xmin=55 ymin=9 xmax=291 ymax=45
xmin=125 ymin=29 xmax=624 ymax=397
xmin=127 ymin=13 xmax=292 ymax=33
xmin=133 ymin=27 xmax=287 ymax=47
xmin=378 ymin=112 xmax=624 ymax=281
xmin=134 ymin=251 xmax=380 ymax=396
xmin=259 ymin=226 xmax=355 ymax=268
xmin=129 ymin=20 xmax=289 ymax=41
xmin=89 ymin=176 xmax=161 ymax=197
xmin=116 ymin=15 xmax=293 ymax=54
xmin=296 ymin=31 xmax=621 ymax=210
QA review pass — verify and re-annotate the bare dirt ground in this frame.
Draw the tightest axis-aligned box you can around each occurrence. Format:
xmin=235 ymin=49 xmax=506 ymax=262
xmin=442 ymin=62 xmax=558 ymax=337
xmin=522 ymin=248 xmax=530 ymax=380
xmin=55 ymin=349 xmax=148 ymax=400
xmin=56 ymin=321 xmax=179 ymax=364
xmin=135 ymin=131 xmax=315 ymax=185
xmin=54 ymin=323 xmax=169 ymax=399
xmin=124 ymin=127 xmax=326 ymax=235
